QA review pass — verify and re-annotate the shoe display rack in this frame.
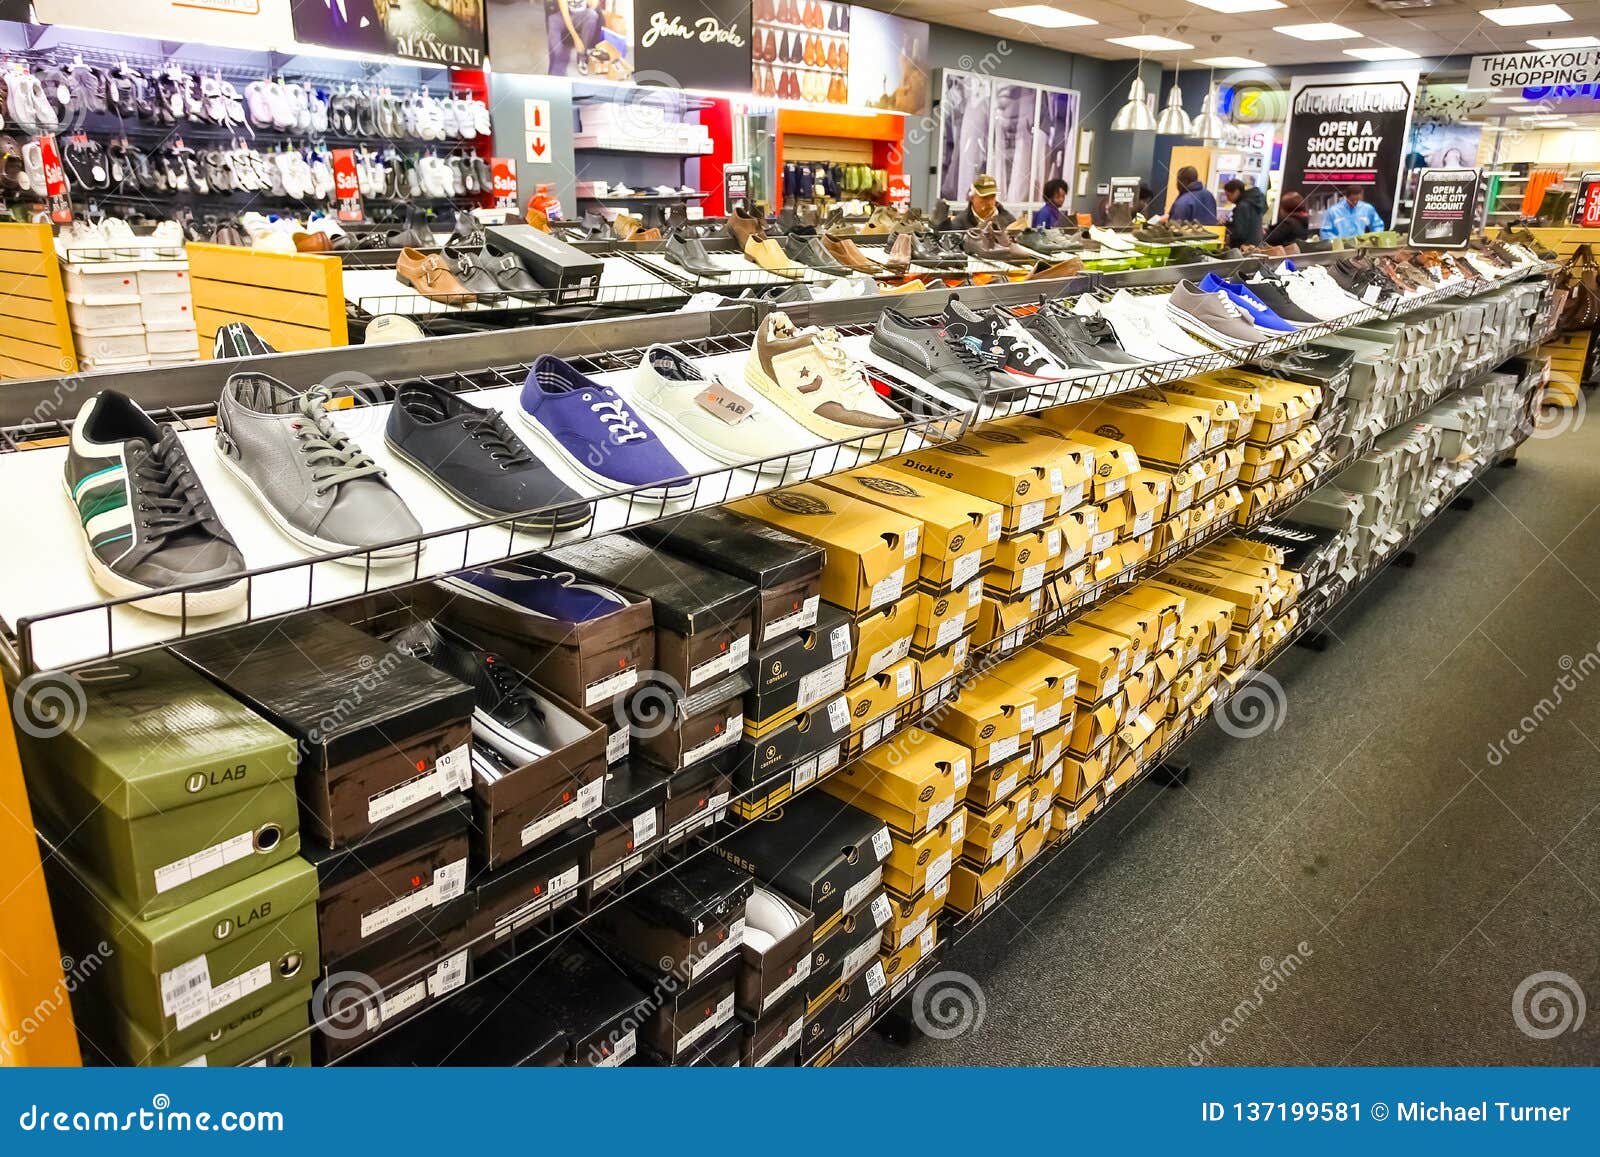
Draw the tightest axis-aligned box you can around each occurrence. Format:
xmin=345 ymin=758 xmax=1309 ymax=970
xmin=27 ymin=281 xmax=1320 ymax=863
xmin=0 ymin=246 xmax=1551 ymax=1068
xmin=0 ymin=220 xmax=78 ymax=379
xmin=187 ymin=242 xmax=349 ymax=356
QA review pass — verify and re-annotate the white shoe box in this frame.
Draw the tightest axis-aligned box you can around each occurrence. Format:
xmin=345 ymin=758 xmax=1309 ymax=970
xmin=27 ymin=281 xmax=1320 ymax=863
xmin=145 ymin=327 xmax=199 ymax=356
xmin=72 ymin=328 xmax=147 ymax=360
xmin=66 ymin=297 xmax=143 ymax=330
xmin=137 ymin=264 xmax=192 ymax=295
xmin=141 ymin=293 xmax=195 ymax=328
xmin=62 ymin=263 xmax=142 ymax=303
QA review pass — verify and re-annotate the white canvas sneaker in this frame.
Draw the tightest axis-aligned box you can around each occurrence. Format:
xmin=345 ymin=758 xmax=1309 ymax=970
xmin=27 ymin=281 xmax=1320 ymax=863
xmin=630 ymin=344 xmax=813 ymax=472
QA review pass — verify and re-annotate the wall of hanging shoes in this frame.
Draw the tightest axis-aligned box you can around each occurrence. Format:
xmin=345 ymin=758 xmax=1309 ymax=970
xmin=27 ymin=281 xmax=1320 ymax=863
xmin=753 ymin=0 xmax=851 ymax=104
xmin=0 ymin=32 xmax=492 ymax=241
xmin=0 ymin=245 xmax=1554 ymax=1068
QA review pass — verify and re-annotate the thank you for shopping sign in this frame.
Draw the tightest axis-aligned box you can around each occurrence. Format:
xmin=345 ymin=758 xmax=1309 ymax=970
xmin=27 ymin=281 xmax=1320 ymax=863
xmin=1468 ymin=49 xmax=1600 ymax=92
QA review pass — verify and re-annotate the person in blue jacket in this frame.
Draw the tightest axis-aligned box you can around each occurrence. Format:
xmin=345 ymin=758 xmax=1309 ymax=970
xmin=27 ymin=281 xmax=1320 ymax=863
xmin=1168 ymin=166 xmax=1217 ymax=225
xmin=1321 ymin=184 xmax=1386 ymax=237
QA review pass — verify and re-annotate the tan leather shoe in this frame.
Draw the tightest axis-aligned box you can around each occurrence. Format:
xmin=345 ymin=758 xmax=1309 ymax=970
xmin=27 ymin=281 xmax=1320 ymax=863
xmin=879 ymin=279 xmax=926 ymax=294
xmin=820 ymin=233 xmax=883 ymax=273
xmin=725 ymin=206 xmax=768 ymax=250
xmin=746 ymin=236 xmax=804 ymax=279
xmin=397 ymin=246 xmax=472 ymax=305
xmin=631 ymin=227 xmax=662 ymax=241
xmin=613 ymin=212 xmax=644 ymax=240
xmin=1026 ymin=257 xmax=1084 ymax=281
xmin=292 ymin=230 xmax=333 ymax=253
xmin=882 ymin=231 xmax=912 ymax=273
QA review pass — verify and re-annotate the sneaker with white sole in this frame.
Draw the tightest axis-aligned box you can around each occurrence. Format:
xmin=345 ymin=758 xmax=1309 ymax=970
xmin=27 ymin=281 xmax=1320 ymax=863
xmin=65 ymin=390 xmax=247 ymax=615
xmin=1166 ymin=280 xmax=1264 ymax=348
xmin=631 ymin=344 xmax=813 ymax=473
xmin=744 ymin=312 xmax=906 ymax=451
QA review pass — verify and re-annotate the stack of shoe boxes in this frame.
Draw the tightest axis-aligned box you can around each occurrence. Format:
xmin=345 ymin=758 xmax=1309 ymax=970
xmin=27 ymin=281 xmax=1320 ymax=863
xmin=1179 ymin=370 xmax=1323 ymax=522
xmin=62 ymin=255 xmax=198 ymax=372
xmin=18 ymin=651 xmax=313 ymax=1068
xmin=171 ymin=614 xmax=478 ymax=1062
xmin=718 ymin=791 xmax=893 ymax=1063
xmin=1240 ymin=519 xmax=1351 ymax=622
xmin=1253 ymin=343 xmax=1356 ymax=453
xmin=1157 ymin=547 xmax=1290 ymax=684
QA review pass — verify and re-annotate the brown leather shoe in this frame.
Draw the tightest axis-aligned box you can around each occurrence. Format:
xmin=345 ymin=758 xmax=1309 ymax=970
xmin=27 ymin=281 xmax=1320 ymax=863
xmin=631 ymin=227 xmax=662 ymax=241
xmin=1026 ymin=257 xmax=1084 ymax=281
xmin=397 ymin=246 xmax=472 ymax=305
xmin=613 ymin=212 xmax=644 ymax=240
xmin=725 ymin=206 xmax=768 ymax=250
xmin=963 ymin=224 xmax=1038 ymax=263
xmin=821 ymin=232 xmax=884 ymax=273
xmin=882 ymin=231 xmax=912 ymax=273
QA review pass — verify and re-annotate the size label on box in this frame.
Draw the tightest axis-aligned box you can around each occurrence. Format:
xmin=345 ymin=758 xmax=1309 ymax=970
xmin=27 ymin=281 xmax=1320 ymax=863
xmin=936 ymin=616 xmax=966 ymax=650
xmin=895 ymin=665 xmax=915 ymax=698
xmin=1060 ymin=482 xmax=1085 ymax=510
xmin=864 ymin=961 xmax=887 ymax=997
xmin=867 ymin=635 xmax=912 ymax=677
xmin=765 ymin=595 xmax=821 ymax=642
xmin=868 ymin=568 xmax=906 ymax=609
xmin=682 ymin=714 xmax=743 ymax=766
xmin=928 ymin=796 xmax=954 ymax=829
xmin=759 ymin=1018 xmax=805 ymax=1066
xmin=586 ymin=665 xmax=638 ymax=707
xmin=797 ymin=658 xmax=849 ymax=710
xmin=1091 ymin=529 xmax=1116 ymax=554
xmin=842 ymin=865 xmax=884 ymax=913
xmin=1103 ymin=476 xmax=1126 ymax=499
xmin=368 ymin=761 xmax=460 ymax=826
xmin=520 ymin=778 xmax=605 ymax=848
xmin=987 ymin=734 xmax=1020 ymax=765
xmin=986 ymin=512 xmax=1003 ymax=543
xmin=427 ymin=950 xmax=468 ymax=999
xmin=1021 ymin=562 xmax=1046 ymax=593
xmin=1035 ymin=702 xmax=1061 ymax=732
xmin=830 ymin=625 xmax=852 ymax=660
xmin=154 ymin=830 xmax=255 ymax=895
xmin=1018 ymin=500 xmax=1046 ymax=532
xmin=871 ymin=826 xmax=893 ymax=862
xmin=903 ymin=525 xmax=921 ymax=560
xmin=597 ymin=1029 xmax=637 ymax=1067
xmin=952 ymin=549 xmax=982 ymax=588
xmin=1133 ymin=510 xmax=1155 ymax=537
xmin=967 ymin=578 xmax=984 ymax=608
xmin=677 ymin=992 xmax=737 ymax=1055
xmin=360 ymin=857 xmax=468 ymax=939
xmin=843 ymin=935 xmax=879 ymax=981
xmin=163 ymin=959 xmax=272 ymax=1030
xmin=870 ymin=893 xmax=892 ymax=929
xmin=898 ymin=911 xmax=929 ymax=950
xmin=691 ymin=918 xmax=746 ymax=981
xmin=925 ymin=849 xmax=952 ymax=889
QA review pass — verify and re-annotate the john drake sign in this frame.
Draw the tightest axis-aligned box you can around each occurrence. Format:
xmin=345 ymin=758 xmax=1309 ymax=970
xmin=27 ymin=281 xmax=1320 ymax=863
xmin=634 ymin=0 xmax=751 ymax=92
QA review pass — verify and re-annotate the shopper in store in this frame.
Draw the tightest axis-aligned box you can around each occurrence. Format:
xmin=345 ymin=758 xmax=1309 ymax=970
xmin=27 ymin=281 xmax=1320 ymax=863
xmin=1320 ymin=184 xmax=1385 ymax=238
xmin=954 ymin=174 xmax=1015 ymax=229
xmin=1264 ymin=190 xmax=1312 ymax=248
xmin=1033 ymin=178 xmax=1071 ymax=228
xmin=1223 ymin=178 xmax=1267 ymax=249
xmin=1167 ymin=165 xmax=1217 ymax=226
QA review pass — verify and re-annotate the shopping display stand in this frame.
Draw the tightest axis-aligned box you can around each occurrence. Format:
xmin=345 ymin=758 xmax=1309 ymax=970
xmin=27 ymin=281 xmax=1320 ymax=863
xmin=0 ymin=222 xmax=78 ymax=381
xmin=1530 ymin=226 xmax=1600 ymax=403
xmin=186 ymin=243 xmax=349 ymax=356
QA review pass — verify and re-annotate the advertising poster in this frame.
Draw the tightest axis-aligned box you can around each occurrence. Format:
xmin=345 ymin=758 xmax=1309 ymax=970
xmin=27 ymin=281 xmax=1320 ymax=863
xmin=1032 ymin=87 xmax=1080 ymax=199
xmin=990 ymin=83 xmax=1039 ymax=204
xmin=849 ymin=7 xmax=930 ymax=115
xmin=635 ymin=0 xmax=750 ymax=92
xmin=291 ymin=0 xmax=488 ymax=67
xmin=32 ymin=0 xmax=296 ymax=49
xmin=487 ymin=0 xmax=633 ymax=79
xmin=1407 ymin=167 xmax=1480 ymax=248
xmin=1278 ymin=69 xmax=1418 ymax=228
xmin=937 ymin=70 xmax=991 ymax=202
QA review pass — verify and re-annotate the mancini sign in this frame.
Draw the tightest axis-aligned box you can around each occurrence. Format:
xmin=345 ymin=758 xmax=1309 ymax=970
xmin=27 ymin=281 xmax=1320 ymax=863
xmin=1469 ymin=49 xmax=1600 ymax=91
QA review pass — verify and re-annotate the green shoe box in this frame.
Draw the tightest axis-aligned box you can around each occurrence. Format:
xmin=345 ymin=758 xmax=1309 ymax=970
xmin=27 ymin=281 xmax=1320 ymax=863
xmin=14 ymin=651 xmax=300 ymax=919
xmin=45 ymin=846 xmax=320 ymax=1058
xmin=89 ymin=988 xmax=312 ymax=1068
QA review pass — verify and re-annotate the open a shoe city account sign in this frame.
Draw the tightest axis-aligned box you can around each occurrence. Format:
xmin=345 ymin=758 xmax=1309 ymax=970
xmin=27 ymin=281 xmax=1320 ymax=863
xmin=1408 ymin=168 xmax=1480 ymax=249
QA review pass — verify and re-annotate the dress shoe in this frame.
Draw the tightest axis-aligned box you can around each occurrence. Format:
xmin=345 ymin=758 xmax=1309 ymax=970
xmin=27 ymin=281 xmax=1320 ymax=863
xmin=397 ymin=246 xmax=472 ymax=305
xmin=293 ymin=230 xmax=333 ymax=253
xmin=725 ymin=206 xmax=768 ymax=251
xmin=664 ymin=227 xmax=724 ymax=277
xmin=783 ymin=233 xmax=850 ymax=275
xmin=747 ymin=236 xmax=805 ymax=279
xmin=1026 ymin=257 xmax=1085 ymax=281
xmin=821 ymin=232 xmax=884 ymax=273
xmin=882 ymin=231 xmax=912 ymax=273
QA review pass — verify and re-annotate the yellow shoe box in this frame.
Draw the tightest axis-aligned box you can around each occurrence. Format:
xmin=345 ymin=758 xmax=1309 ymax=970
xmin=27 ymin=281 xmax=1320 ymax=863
xmin=821 ymin=727 xmax=971 ymax=840
xmin=912 ymin=586 xmax=980 ymax=658
xmin=1079 ymin=599 xmax=1159 ymax=668
xmin=880 ymin=810 xmax=963 ymax=897
xmin=845 ymin=658 xmax=917 ymax=750
xmin=1162 ymin=377 xmax=1254 ymax=443
xmin=987 ymin=648 xmax=1077 ymax=733
xmin=838 ymin=593 xmax=919 ymax=683
xmin=820 ymin=466 xmax=1003 ymax=594
xmin=1066 ymin=697 xmax=1126 ymax=759
xmin=964 ymin=748 xmax=1033 ymax=810
xmin=985 ymin=527 xmax=1063 ymax=599
xmin=1159 ymin=559 xmax=1275 ymax=627
xmin=1032 ymin=422 xmax=1141 ymax=502
xmin=1038 ymin=622 xmax=1132 ymax=705
xmin=974 ymin=587 xmax=1045 ymax=651
xmin=881 ymin=875 xmax=949 ymax=954
xmin=887 ymin=437 xmax=1059 ymax=536
xmin=1061 ymin=391 xmax=1212 ymax=469
xmin=1113 ymin=584 xmax=1188 ymax=654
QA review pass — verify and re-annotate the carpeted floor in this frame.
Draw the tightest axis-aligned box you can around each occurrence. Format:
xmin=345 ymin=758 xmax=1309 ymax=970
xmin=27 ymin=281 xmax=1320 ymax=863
xmin=848 ymin=399 xmax=1600 ymax=1067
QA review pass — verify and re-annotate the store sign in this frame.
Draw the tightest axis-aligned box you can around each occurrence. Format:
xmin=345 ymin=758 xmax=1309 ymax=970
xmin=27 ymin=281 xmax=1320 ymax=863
xmin=291 ymin=0 xmax=487 ymax=68
xmin=723 ymin=164 xmax=750 ymax=212
xmin=1575 ymin=173 xmax=1600 ymax=228
xmin=37 ymin=136 xmax=73 ymax=225
xmin=1110 ymin=177 xmax=1140 ymax=207
xmin=1408 ymin=168 xmax=1480 ymax=249
xmin=491 ymin=158 xmax=518 ymax=208
xmin=636 ymin=0 xmax=751 ymax=93
xmin=1278 ymin=70 xmax=1417 ymax=230
xmin=1468 ymin=50 xmax=1600 ymax=92
xmin=887 ymin=174 xmax=911 ymax=210
xmin=330 ymin=149 xmax=364 ymax=223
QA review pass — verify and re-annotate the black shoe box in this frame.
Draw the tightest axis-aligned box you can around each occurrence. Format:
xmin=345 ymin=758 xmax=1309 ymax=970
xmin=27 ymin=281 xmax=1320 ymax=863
xmin=719 ymin=791 xmax=892 ymax=937
xmin=417 ymin=576 xmax=655 ymax=729
xmin=585 ymin=758 xmax=671 ymax=900
xmin=805 ymin=886 xmax=889 ymax=1008
xmin=466 ymin=821 xmax=593 ymax=956
xmin=734 ymin=691 xmax=852 ymax=798
xmin=302 ymin=794 xmax=471 ymax=965
xmin=356 ymin=975 xmax=567 ymax=1067
xmin=485 ymin=224 xmax=603 ymax=303
xmin=1240 ymin=519 xmax=1344 ymax=591
xmin=744 ymin=601 xmax=853 ymax=732
xmin=173 ymin=612 xmax=474 ymax=849
xmin=629 ymin=508 xmax=825 ymax=648
xmin=634 ymin=681 xmax=746 ymax=771
xmin=312 ymin=892 xmax=477 ymax=1063
xmin=541 ymin=537 xmax=758 ymax=699
xmin=661 ymin=749 xmax=737 ymax=843
xmin=669 ymin=1012 xmax=746 ymax=1066
xmin=589 ymin=855 xmax=752 ymax=982
xmin=503 ymin=940 xmax=654 ymax=1066
xmin=744 ymin=985 xmax=807 ymax=1066
xmin=804 ymin=958 xmax=880 ymax=1061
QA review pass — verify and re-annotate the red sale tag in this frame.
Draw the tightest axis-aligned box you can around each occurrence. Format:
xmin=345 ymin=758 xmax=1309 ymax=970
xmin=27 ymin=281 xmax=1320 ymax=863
xmin=887 ymin=174 xmax=911 ymax=210
xmin=331 ymin=149 xmax=364 ymax=223
xmin=37 ymin=135 xmax=72 ymax=224
xmin=491 ymin=157 xmax=517 ymax=208
xmin=1578 ymin=174 xmax=1600 ymax=228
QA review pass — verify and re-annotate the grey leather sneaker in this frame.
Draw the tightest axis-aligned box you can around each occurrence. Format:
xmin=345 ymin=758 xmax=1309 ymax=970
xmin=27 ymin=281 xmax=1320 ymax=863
xmin=868 ymin=307 xmax=1012 ymax=403
xmin=215 ymin=374 xmax=422 ymax=563
xmin=1165 ymin=280 xmax=1265 ymax=348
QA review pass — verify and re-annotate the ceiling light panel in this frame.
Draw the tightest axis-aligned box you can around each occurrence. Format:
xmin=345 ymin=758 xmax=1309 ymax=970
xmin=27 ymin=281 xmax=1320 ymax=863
xmin=1275 ymin=23 xmax=1362 ymax=40
xmin=1481 ymin=5 xmax=1571 ymax=26
xmin=987 ymin=5 xmax=1097 ymax=27
xmin=1107 ymin=35 xmax=1196 ymax=50
xmin=1344 ymin=46 xmax=1422 ymax=59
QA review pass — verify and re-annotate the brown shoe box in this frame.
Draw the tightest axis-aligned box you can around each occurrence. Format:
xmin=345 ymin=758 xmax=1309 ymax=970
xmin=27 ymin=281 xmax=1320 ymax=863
xmin=628 ymin=507 xmax=825 ymax=647
xmin=466 ymin=822 xmax=593 ymax=956
xmin=588 ymin=855 xmax=752 ymax=984
xmin=173 ymin=612 xmax=473 ymax=849
xmin=663 ymin=750 xmax=737 ymax=843
xmin=745 ymin=986 xmax=807 ymax=1066
xmin=737 ymin=893 xmax=815 ymax=1018
xmin=542 ymin=537 xmax=757 ymax=698
xmin=416 ymin=577 xmax=655 ymax=724
xmin=303 ymin=794 xmax=472 ymax=964
xmin=584 ymin=759 xmax=671 ymax=900
xmin=312 ymin=894 xmax=476 ymax=1063
xmin=494 ymin=940 xmax=653 ymax=1066
xmin=635 ymin=686 xmax=745 ymax=771
xmin=357 ymin=974 xmax=567 ymax=1067
xmin=659 ymin=994 xmax=745 ymax=1066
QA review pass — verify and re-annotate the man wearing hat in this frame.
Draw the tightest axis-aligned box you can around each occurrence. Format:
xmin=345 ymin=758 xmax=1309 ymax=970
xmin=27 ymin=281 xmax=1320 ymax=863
xmin=953 ymin=174 xmax=1016 ymax=230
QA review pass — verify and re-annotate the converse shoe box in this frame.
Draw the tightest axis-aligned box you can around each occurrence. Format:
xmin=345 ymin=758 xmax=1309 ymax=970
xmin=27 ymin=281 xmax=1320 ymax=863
xmin=737 ymin=888 xmax=815 ymax=1018
xmin=805 ymin=885 xmax=889 ymax=1008
xmin=466 ymin=822 xmax=592 ymax=955
xmin=174 ymin=613 xmax=473 ymax=848
xmin=542 ymin=537 xmax=756 ymax=699
xmin=302 ymin=794 xmax=471 ymax=964
xmin=496 ymin=940 xmax=652 ymax=1066
xmin=359 ymin=976 xmax=567 ymax=1067
xmin=719 ymin=791 xmax=891 ymax=937
xmin=586 ymin=758 xmax=671 ymax=899
xmin=14 ymin=650 xmax=299 ymax=919
xmin=734 ymin=691 xmax=850 ymax=799
xmin=485 ymin=224 xmax=603 ymax=302
xmin=745 ymin=601 xmax=853 ymax=735
xmin=45 ymin=848 xmax=319 ymax=1064
xmin=732 ymin=483 xmax=923 ymax=615
xmin=313 ymin=894 xmax=475 ymax=1063
xmin=820 ymin=465 xmax=1004 ymax=595
xmin=745 ymin=985 xmax=807 ymax=1066
xmin=419 ymin=573 xmax=654 ymax=727
xmin=629 ymin=507 xmax=824 ymax=646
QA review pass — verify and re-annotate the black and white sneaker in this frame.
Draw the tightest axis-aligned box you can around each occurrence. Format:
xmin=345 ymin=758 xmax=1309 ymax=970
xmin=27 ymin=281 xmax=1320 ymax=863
xmin=942 ymin=297 xmax=1065 ymax=381
xmin=1021 ymin=298 xmax=1142 ymax=369
xmin=64 ymin=390 xmax=247 ymax=615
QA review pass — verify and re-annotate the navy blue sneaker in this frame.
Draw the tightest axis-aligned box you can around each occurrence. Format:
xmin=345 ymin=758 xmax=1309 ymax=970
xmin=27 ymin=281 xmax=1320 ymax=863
xmin=443 ymin=563 xmax=629 ymax=621
xmin=516 ymin=356 xmax=694 ymax=502
xmin=1199 ymin=272 xmax=1297 ymax=334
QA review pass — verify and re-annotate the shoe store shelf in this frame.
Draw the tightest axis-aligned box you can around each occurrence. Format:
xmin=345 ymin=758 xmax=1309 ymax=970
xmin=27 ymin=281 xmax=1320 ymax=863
xmin=0 ymin=261 xmax=1552 ymax=676
xmin=575 ymin=192 xmax=712 ymax=203
xmin=816 ymin=428 xmax=1532 ymax=1068
xmin=572 ymin=138 xmax=716 ymax=156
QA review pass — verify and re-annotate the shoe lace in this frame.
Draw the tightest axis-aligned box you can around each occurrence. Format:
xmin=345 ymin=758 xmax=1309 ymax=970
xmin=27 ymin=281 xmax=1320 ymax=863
xmin=131 ymin=429 xmax=211 ymax=542
xmin=589 ymin=394 xmax=649 ymax=444
xmin=463 ymin=411 xmax=534 ymax=467
xmin=291 ymin=387 xmax=386 ymax=495
xmin=1211 ymin=291 xmax=1246 ymax=319
xmin=813 ymin=327 xmax=877 ymax=397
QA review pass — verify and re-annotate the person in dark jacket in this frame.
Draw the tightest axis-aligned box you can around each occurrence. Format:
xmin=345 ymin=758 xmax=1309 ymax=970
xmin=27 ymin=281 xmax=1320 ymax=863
xmin=1264 ymin=190 xmax=1312 ymax=248
xmin=1167 ymin=166 xmax=1217 ymax=225
xmin=1224 ymin=179 xmax=1267 ymax=248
